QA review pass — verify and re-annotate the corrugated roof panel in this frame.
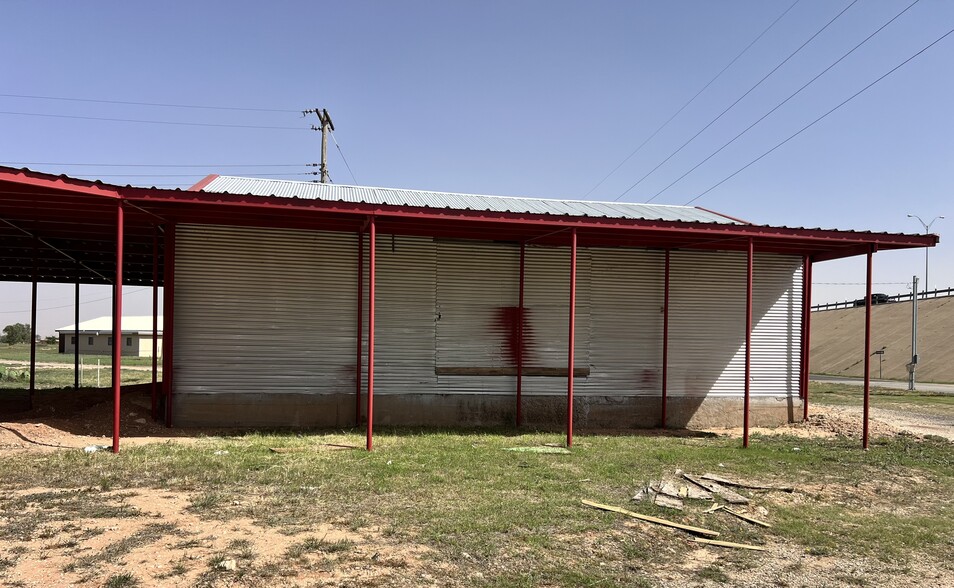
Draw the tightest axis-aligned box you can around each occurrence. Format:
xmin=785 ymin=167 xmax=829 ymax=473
xmin=198 ymin=176 xmax=742 ymax=224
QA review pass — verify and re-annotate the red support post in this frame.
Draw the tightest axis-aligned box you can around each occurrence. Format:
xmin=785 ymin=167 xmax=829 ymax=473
xmin=151 ymin=226 xmax=159 ymax=420
xmin=74 ymin=267 xmax=80 ymax=390
xmin=661 ymin=250 xmax=670 ymax=428
xmin=516 ymin=242 xmax=525 ymax=427
xmin=366 ymin=218 xmax=376 ymax=451
xmin=802 ymin=258 xmax=814 ymax=421
xmin=29 ymin=236 xmax=37 ymax=409
xmin=743 ymin=238 xmax=753 ymax=448
xmin=112 ymin=203 xmax=124 ymax=454
xmin=566 ymin=229 xmax=577 ymax=448
xmin=863 ymin=247 xmax=873 ymax=449
xmin=356 ymin=231 xmax=364 ymax=426
xmin=162 ymin=223 xmax=176 ymax=428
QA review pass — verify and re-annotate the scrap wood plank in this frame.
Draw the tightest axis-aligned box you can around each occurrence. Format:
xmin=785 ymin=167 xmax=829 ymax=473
xmin=724 ymin=507 xmax=772 ymax=528
xmin=693 ymin=538 xmax=767 ymax=551
xmin=702 ymin=473 xmax=794 ymax=493
xmin=581 ymin=499 xmax=719 ymax=537
xmin=683 ymin=474 xmax=749 ymax=504
xmin=505 ymin=446 xmax=571 ymax=454
xmin=269 ymin=447 xmax=305 ymax=453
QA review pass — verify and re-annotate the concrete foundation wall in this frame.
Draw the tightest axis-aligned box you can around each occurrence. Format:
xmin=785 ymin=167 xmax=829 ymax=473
xmin=173 ymin=392 xmax=799 ymax=430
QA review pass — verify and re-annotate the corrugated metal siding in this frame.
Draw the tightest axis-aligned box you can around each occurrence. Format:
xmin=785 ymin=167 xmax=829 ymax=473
xmin=751 ymin=254 xmax=803 ymax=396
xmin=433 ymin=242 xmax=591 ymax=395
xmin=521 ymin=245 xmax=591 ymax=395
xmin=175 ymin=224 xmax=799 ymax=401
xmin=200 ymin=176 xmax=740 ymax=224
xmin=584 ymin=248 xmax=665 ymax=396
xmin=371 ymin=234 xmax=438 ymax=394
xmin=667 ymin=250 xmax=801 ymax=397
xmin=175 ymin=224 xmax=359 ymax=395
xmin=435 ymin=241 xmax=520 ymax=394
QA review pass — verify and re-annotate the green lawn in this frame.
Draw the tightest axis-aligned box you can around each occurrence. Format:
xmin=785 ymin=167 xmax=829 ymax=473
xmin=1 ymin=428 xmax=951 ymax=586
xmin=0 ymin=367 xmax=156 ymax=389
xmin=810 ymin=382 xmax=954 ymax=418
xmin=0 ymin=343 xmax=156 ymax=367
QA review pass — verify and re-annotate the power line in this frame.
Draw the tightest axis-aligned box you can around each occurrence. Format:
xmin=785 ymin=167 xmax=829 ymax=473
xmin=685 ymin=25 xmax=954 ymax=206
xmin=614 ymin=0 xmax=859 ymax=202
xmin=582 ymin=0 xmax=801 ymax=199
xmin=0 ymin=111 xmax=308 ymax=130
xmin=0 ymin=93 xmax=298 ymax=113
xmin=647 ymin=0 xmax=920 ymax=203
xmin=330 ymin=130 xmax=358 ymax=184
xmin=0 ymin=288 xmax=150 ymax=315
xmin=0 ymin=161 xmax=314 ymax=168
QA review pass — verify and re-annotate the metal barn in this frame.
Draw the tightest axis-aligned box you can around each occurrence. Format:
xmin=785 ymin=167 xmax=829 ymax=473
xmin=0 ymin=166 xmax=937 ymax=452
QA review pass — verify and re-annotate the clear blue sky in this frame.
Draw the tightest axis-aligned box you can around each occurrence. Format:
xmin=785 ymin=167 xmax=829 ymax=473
xmin=2 ymin=0 xmax=951 ymax=334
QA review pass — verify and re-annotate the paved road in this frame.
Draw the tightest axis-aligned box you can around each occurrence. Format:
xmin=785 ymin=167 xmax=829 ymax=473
xmin=811 ymin=374 xmax=954 ymax=394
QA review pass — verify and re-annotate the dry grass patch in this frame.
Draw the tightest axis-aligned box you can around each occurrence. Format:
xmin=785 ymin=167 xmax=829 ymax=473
xmin=0 ymin=418 xmax=951 ymax=586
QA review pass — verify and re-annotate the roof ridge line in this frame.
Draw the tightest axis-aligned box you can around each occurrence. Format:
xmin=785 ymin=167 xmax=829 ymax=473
xmin=210 ymin=175 xmax=702 ymax=210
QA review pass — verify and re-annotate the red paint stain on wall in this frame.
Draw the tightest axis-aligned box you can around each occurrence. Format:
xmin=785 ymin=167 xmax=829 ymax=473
xmin=495 ymin=306 xmax=534 ymax=366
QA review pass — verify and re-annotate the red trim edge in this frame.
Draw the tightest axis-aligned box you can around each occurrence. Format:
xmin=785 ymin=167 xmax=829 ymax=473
xmin=188 ymin=174 xmax=220 ymax=192
xmin=695 ymin=205 xmax=752 ymax=225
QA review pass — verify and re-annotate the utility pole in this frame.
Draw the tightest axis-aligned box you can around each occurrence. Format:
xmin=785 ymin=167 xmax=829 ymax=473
xmin=304 ymin=108 xmax=334 ymax=183
xmin=908 ymin=275 xmax=918 ymax=391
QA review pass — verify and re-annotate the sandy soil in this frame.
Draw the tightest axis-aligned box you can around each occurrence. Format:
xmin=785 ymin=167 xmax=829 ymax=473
xmin=0 ymin=388 xmax=201 ymax=453
xmin=1 ymin=486 xmax=431 ymax=588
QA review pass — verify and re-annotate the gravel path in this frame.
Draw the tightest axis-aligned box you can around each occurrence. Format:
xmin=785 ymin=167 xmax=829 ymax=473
xmin=816 ymin=403 xmax=954 ymax=441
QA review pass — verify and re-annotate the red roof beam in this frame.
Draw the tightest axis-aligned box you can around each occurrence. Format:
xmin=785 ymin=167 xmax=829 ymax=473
xmin=124 ymin=190 xmax=937 ymax=250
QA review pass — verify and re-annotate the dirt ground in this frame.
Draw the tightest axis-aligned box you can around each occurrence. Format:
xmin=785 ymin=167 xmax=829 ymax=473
xmin=0 ymin=387 xmax=201 ymax=454
xmin=1 ymin=389 xmax=951 ymax=587
xmin=1 ymin=486 xmax=431 ymax=588
xmin=4 ymin=386 xmax=950 ymax=454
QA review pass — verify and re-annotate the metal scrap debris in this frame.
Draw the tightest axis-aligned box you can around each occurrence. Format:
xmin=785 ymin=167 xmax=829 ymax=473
xmin=633 ymin=479 xmax=713 ymax=511
xmin=652 ymin=494 xmax=684 ymax=511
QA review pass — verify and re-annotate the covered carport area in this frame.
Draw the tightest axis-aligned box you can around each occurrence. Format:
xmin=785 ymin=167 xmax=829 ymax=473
xmin=0 ymin=165 xmax=938 ymax=453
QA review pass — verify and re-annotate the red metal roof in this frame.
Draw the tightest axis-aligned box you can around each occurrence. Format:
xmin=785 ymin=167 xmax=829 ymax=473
xmin=0 ymin=165 xmax=938 ymax=286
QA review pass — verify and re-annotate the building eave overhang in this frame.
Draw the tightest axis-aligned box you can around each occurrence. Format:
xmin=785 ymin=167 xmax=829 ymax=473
xmin=0 ymin=165 xmax=939 ymax=286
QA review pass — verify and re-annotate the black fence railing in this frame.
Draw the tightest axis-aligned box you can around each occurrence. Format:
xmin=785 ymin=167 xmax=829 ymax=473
xmin=812 ymin=287 xmax=954 ymax=312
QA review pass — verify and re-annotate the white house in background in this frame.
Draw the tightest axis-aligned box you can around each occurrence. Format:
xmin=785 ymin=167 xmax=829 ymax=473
xmin=56 ymin=316 xmax=163 ymax=357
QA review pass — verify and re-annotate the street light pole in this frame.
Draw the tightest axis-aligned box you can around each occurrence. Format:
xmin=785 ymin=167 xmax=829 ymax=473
xmin=907 ymin=214 xmax=944 ymax=296
xmin=909 ymin=276 xmax=918 ymax=391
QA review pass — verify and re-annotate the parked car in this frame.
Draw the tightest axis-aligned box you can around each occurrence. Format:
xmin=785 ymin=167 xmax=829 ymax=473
xmin=853 ymin=293 xmax=891 ymax=307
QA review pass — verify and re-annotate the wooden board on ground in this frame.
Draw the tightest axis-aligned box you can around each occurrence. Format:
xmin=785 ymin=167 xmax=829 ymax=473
xmin=723 ymin=507 xmax=772 ymax=528
xmin=693 ymin=538 xmax=767 ymax=551
xmin=683 ymin=474 xmax=749 ymax=504
xmin=581 ymin=499 xmax=719 ymax=537
xmin=702 ymin=473 xmax=794 ymax=492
